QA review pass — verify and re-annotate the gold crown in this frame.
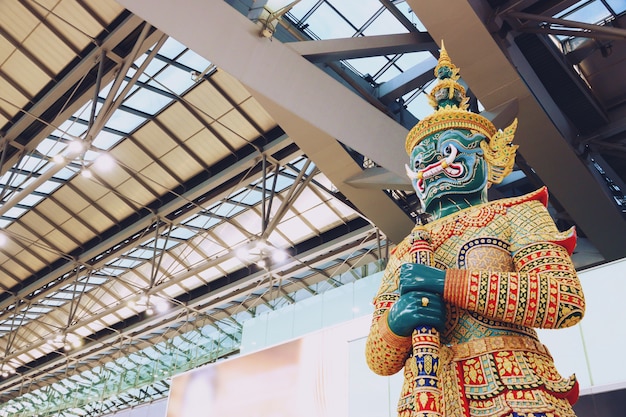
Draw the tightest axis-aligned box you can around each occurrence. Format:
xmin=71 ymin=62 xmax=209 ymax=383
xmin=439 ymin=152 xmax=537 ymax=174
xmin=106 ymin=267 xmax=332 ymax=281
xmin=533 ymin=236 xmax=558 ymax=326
xmin=405 ymin=41 xmax=518 ymax=186
xmin=405 ymin=106 xmax=497 ymax=155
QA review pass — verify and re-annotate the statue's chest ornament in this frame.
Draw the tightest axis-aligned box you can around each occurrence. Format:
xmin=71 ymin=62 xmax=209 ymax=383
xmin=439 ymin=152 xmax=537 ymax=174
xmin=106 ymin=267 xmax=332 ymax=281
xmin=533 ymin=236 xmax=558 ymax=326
xmin=429 ymin=203 xmax=507 ymax=250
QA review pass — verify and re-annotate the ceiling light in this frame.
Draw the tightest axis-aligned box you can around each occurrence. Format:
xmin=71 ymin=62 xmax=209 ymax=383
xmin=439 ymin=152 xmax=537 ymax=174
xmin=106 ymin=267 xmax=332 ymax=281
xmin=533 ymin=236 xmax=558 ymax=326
xmin=272 ymin=249 xmax=287 ymax=262
xmin=92 ymin=153 xmax=115 ymax=171
xmin=67 ymin=140 xmax=85 ymax=154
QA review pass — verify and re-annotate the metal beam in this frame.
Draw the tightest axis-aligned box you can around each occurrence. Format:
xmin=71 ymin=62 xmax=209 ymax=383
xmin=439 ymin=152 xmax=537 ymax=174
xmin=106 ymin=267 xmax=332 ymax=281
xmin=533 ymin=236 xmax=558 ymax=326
xmin=286 ymin=32 xmax=436 ymax=63
xmin=377 ymin=55 xmax=437 ymax=104
xmin=117 ymin=0 xmax=410 ymax=180
xmin=117 ymin=0 xmax=416 ymax=244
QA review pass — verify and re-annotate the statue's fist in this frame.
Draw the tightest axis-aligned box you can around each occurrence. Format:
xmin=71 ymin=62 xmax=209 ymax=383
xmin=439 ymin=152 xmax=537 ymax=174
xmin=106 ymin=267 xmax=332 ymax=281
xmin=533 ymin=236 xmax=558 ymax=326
xmin=387 ymin=291 xmax=446 ymax=336
xmin=399 ymin=263 xmax=446 ymax=295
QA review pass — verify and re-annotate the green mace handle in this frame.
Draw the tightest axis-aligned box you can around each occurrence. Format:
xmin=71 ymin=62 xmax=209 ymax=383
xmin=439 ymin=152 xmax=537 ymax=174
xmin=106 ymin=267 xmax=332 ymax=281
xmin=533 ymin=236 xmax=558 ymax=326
xmin=409 ymin=227 xmax=444 ymax=417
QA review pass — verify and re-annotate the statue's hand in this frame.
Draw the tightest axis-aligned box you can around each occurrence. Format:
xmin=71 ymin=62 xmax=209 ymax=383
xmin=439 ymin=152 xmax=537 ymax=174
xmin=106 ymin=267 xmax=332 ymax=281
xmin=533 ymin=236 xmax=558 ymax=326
xmin=387 ymin=291 xmax=446 ymax=336
xmin=399 ymin=263 xmax=446 ymax=295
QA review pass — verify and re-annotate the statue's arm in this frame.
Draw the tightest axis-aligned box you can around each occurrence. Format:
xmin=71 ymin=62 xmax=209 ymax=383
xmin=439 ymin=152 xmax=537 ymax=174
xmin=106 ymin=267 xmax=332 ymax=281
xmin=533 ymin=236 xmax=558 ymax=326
xmin=364 ymin=250 xmax=412 ymax=376
xmin=443 ymin=201 xmax=585 ymax=329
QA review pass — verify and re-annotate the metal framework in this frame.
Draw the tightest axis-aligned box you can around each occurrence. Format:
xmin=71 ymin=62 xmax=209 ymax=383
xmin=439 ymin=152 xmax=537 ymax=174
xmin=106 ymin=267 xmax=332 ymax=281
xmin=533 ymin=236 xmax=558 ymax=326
xmin=1 ymin=0 xmax=626 ymax=416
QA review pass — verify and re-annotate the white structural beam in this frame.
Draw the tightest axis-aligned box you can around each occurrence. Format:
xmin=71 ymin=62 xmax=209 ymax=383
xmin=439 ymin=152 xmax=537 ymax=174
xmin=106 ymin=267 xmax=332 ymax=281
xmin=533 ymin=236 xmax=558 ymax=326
xmin=118 ymin=0 xmax=409 ymax=178
xmin=377 ymin=55 xmax=437 ymax=104
xmin=407 ymin=0 xmax=626 ymax=261
xmin=117 ymin=0 xmax=416 ymax=243
xmin=286 ymin=32 xmax=435 ymax=63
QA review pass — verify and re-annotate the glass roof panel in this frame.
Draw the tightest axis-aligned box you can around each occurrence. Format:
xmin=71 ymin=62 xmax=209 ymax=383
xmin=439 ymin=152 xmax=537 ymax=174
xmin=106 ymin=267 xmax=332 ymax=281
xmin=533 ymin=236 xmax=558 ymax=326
xmin=103 ymin=109 xmax=146 ymax=133
xmin=122 ymin=86 xmax=173 ymax=115
xmin=149 ymin=64 xmax=195 ymax=95
xmin=33 ymin=179 xmax=63 ymax=195
xmin=155 ymin=37 xmax=187 ymax=59
xmin=331 ymin=0 xmax=383 ymax=29
xmin=230 ymin=187 xmax=263 ymax=206
xmin=555 ymin=0 xmax=612 ymax=22
xmin=167 ymin=226 xmax=196 ymax=240
xmin=361 ymin=8 xmax=410 ymax=35
xmin=92 ymin=130 xmax=124 ymax=150
xmin=36 ymin=137 xmax=67 ymax=157
xmin=2 ymin=206 xmax=27 ymax=219
xmin=210 ymin=201 xmax=245 ymax=218
xmin=17 ymin=193 xmax=45 ymax=206
xmin=53 ymin=118 xmax=87 ymax=139
xmin=301 ymin=2 xmax=357 ymax=39
xmin=176 ymin=49 xmax=212 ymax=72
xmin=606 ymin=0 xmax=626 ymax=13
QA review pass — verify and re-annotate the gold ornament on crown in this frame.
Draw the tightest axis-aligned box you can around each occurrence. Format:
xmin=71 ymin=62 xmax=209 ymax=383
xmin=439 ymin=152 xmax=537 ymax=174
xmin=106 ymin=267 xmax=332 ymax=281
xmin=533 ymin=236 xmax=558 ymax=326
xmin=405 ymin=41 xmax=518 ymax=186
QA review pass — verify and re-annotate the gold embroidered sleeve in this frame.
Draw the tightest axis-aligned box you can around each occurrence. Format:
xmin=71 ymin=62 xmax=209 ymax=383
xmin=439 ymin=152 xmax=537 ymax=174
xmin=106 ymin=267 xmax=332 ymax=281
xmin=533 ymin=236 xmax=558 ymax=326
xmin=443 ymin=243 xmax=585 ymax=328
xmin=442 ymin=200 xmax=585 ymax=329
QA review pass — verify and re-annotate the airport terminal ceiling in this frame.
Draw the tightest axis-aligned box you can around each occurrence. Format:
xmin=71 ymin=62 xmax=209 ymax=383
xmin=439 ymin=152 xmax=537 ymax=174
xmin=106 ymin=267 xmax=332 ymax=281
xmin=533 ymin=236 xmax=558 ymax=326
xmin=0 ymin=0 xmax=626 ymax=415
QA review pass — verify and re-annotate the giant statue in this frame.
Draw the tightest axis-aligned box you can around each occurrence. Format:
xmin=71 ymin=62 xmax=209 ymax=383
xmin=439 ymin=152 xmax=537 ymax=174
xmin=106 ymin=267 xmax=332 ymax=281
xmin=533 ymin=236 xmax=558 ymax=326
xmin=365 ymin=43 xmax=586 ymax=417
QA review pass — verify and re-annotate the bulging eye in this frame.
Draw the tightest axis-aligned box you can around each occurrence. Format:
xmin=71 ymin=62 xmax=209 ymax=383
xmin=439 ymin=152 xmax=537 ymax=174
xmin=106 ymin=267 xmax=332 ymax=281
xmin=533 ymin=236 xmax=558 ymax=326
xmin=413 ymin=157 xmax=422 ymax=170
xmin=442 ymin=144 xmax=453 ymax=156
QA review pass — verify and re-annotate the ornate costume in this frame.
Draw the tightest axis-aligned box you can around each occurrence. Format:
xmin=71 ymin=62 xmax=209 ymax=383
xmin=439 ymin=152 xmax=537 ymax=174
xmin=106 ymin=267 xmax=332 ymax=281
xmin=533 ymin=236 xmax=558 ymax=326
xmin=365 ymin=188 xmax=584 ymax=416
xmin=365 ymin=42 xmax=585 ymax=417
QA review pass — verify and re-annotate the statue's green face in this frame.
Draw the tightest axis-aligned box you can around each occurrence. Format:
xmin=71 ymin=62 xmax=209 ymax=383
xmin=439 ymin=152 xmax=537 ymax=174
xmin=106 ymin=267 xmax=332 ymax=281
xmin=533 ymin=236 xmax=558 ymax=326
xmin=406 ymin=129 xmax=488 ymax=215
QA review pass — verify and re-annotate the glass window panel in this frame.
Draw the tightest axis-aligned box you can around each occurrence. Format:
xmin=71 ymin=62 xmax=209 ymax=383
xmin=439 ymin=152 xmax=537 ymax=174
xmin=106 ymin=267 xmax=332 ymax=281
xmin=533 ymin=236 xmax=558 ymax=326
xmin=104 ymin=109 xmax=145 ymax=133
xmin=305 ymin=2 xmax=357 ymax=39
xmin=265 ymin=172 xmax=294 ymax=192
xmin=16 ymin=155 xmax=47 ymax=172
xmin=557 ymin=1 xmax=610 ymax=23
xmin=395 ymin=51 xmax=434 ymax=73
xmin=52 ymin=166 xmax=76 ymax=181
xmin=606 ymin=0 xmax=626 ymax=13
xmin=137 ymin=58 xmax=168 ymax=84
xmin=53 ymin=119 xmax=87 ymax=139
xmin=108 ymin=258 xmax=142 ymax=269
xmin=329 ymin=0 xmax=383 ymax=30
xmin=101 ymin=80 xmax=139 ymax=105
xmin=150 ymin=65 xmax=195 ymax=95
xmin=40 ymin=298 xmax=65 ymax=307
xmin=3 ymin=207 xmax=27 ymax=219
xmin=286 ymin=0 xmax=326 ymax=21
xmin=230 ymin=188 xmax=263 ymax=205
xmin=142 ymin=237 xmax=179 ymax=251
xmin=81 ymin=275 xmax=107 ymax=285
xmin=92 ymin=130 xmax=124 ymax=150
xmin=35 ymin=180 xmax=63 ymax=195
xmin=211 ymin=201 xmax=245 ymax=218
xmin=18 ymin=193 xmax=45 ymax=207
xmin=123 ymin=87 xmax=173 ymax=115
xmin=0 ymin=171 xmax=29 ymax=186
xmin=51 ymin=291 xmax=74 ymax=300
xmin=158 ymin=37 xmax=187 ymax=59
xmin=168 ymin=226 xmax=196 ymax=240
xmin=176 ymin=49 xmax=212 ymax=72
xmin=362 ymin=8 xmax=409 ymax=35
xmin=373 ymin=64 xmax=401 ymax=83
xmin=37 ymin=137 xmax=67 ymax=157
xmin=184 ymin=214 xmax=221 ymax=229
xmin=128 ymin=248 xmax=156 ymax=260
xmin=345 ymin=55 xmax=389 ymax=78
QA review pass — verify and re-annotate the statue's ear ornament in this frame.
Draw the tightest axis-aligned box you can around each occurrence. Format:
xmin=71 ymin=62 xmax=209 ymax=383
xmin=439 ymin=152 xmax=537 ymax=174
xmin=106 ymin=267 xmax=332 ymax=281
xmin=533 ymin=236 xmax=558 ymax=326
xmin=481 ymin=118 xmax=519 ymax=187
